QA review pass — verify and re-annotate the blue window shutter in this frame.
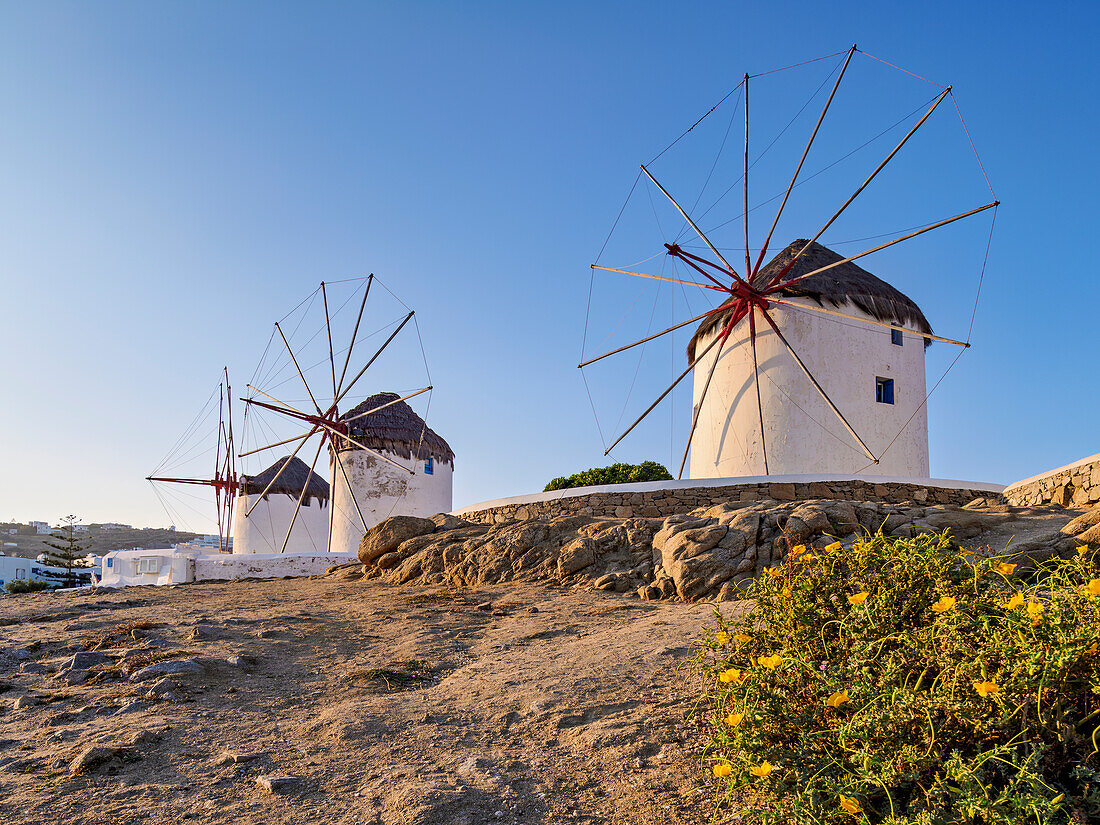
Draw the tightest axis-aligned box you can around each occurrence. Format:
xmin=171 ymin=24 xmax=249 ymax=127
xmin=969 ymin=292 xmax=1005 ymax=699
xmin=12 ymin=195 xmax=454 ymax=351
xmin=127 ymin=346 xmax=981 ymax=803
xmin=424 ymin=457 xmax=434 ymax=475
xmin=891 ymin=329 xmax=903 ymax=346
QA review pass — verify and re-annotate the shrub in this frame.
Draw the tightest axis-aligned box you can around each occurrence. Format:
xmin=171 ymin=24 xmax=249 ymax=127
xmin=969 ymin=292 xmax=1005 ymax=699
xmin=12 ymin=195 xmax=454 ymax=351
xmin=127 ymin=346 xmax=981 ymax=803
xmin=5 ymin=578 xmax=49 ymax=594
xmin=695 ymin=531 xmax=1100 ymax=824
xmin=543 ymin=460 xmax=672 ymax=492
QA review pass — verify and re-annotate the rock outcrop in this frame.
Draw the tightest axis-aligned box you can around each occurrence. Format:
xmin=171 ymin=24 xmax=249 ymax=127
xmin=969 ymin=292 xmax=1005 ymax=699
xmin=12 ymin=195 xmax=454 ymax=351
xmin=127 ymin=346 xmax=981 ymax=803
xmin=356 ymin=497 xmax=1090 ymax=602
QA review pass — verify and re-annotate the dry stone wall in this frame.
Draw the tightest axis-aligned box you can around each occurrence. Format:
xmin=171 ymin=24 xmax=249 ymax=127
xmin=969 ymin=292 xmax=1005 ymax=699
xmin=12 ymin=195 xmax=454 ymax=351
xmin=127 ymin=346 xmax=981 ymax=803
xmin=1003 ymin=455 xmax=1100 ymax=508
xmin=459 ymin=480 xmax=996 ymax=525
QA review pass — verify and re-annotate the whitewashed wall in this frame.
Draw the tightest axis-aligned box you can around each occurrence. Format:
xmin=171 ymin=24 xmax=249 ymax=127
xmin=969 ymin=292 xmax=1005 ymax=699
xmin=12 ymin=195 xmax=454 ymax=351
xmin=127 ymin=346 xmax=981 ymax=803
xmin=98 ymin=547 xmax=356 ymax=587
xmin=689 ymin=297 xmax=929 ymax=479
xmin=329 ymin=449 xmax=453 ymax=555
xmin=231 ymin=492 xmax=330 ymax=555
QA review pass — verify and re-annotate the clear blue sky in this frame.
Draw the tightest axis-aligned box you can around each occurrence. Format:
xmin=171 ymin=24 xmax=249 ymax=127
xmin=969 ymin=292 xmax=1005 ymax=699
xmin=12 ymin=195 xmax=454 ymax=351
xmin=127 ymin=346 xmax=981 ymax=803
xmin=1 ymin=1 xmax=1096 ymax=531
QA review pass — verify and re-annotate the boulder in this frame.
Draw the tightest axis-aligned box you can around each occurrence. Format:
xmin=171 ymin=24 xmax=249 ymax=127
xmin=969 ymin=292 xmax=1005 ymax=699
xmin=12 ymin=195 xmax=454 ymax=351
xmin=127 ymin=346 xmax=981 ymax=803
xmin=1062 ymin=505 xmax=1100 ymax=537
xmin=358 ymin=516 xmax=437 ymax=565
xmin=129 ymin=658 xmax=205 ymax=683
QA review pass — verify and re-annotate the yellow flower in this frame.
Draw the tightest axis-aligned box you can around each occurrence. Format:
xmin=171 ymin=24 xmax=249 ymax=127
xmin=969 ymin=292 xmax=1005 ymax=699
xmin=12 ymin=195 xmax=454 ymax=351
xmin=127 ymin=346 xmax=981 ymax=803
xmin=749 ymin=761 xmax=773 ymax=778
xmin=847 ymin=591 xmax=869 ymax=606
xmin=1078 ymin=545 xmax=1089 ymax=556
xmin=802 ymin=554 xmax=818 ymax=563
xmin=1052 ymin=793 xmax=1064 ymax=804
xmin=781 ymin=587 xmax=792 ymax=598
xmin=765 ymin=567 xmax=781 ymax=578
xmin=825 ymin=541 xmax=843 ymax=553
xmin=734 ymin=634 xmax=752 ymax=645
xmin=1026 ymin=600 xmax=1045 ymax=625
xmin=825 ymin=689 xmax=850 ymax=708
xmin=790 ymin=544 xmax=807 ymax=557
xmin=712 ymin=763 xmax=732 ymax=778
xmin=718 ymin=668 xmax=744 ymax=684
xmin=973 ymin=680 xmax=1000 ymax=698
xmin=724 ymin=711 xmax=744 ymax=728
xmin=839 ymin=795 xmax=861 ymax=815
xmin=1086 ymin=643 xmax=1098 ymax=655
xmin=994 ymin=562 xmax=1016 ymax=576
xmin=758 ymin=654 xmax=783 ymax=669
xmin=931 ymin=596 xmax=956 ymax=614
xmin=999 ymin=592 xmax=1025 ymax=610
xmin=715 ymin=631 xmax=731 ymax=644
xmin=1084 ymin=578 xmax=1100 ymax=597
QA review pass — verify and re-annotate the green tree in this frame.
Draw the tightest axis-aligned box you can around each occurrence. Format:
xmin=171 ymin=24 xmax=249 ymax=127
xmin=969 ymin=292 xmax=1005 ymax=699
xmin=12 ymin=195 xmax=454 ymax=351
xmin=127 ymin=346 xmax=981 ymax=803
xmin=42 ymin=514 xmax=87 ymax=588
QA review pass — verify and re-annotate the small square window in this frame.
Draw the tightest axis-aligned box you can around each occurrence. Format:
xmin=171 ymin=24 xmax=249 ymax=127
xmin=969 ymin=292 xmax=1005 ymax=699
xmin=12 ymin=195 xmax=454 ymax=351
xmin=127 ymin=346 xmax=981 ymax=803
xmin=424 ymin=457 xmax=434 ymax=475
xmin=891 ymin=329 xmax=903 ymax=346
xmin=876 ymin=377 xmax=895 ymax=405
xmin=106 ymin=557 xmax=113 ymax=568
xmin=137 ymin=557 xmax=159 ymax=574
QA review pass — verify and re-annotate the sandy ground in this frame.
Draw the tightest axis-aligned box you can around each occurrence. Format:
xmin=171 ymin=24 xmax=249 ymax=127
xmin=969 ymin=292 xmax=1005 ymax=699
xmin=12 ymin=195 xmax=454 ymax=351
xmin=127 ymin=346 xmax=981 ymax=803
xmin=0 ymin=575 xmax=730 ymax=825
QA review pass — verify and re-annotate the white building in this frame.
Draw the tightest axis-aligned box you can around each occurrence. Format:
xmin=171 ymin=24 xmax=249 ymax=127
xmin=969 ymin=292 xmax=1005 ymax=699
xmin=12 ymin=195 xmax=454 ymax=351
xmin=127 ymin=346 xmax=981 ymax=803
xmin=329 ymin=392 xmax=454 ymax=555
xmin=231 ymin=455 xmax=330 ymax=555
xmin=688 ymin=240 xmax=930 ymax=479
xmin=98 ymin=546 xmax=352 ymax=587
xmin=174 ymin=534 xmax=233 ymax=552
xmin=30 ymin=521 xmax=51 ymax=535
xmin=0 ymin=555 xmax=92 ymax=589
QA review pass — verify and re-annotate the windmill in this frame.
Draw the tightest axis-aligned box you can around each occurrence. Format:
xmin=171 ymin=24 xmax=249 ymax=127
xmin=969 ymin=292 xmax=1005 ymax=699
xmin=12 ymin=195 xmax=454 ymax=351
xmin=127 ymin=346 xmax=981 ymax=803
xmin=146 ymin=367 xmax=238 ymax=552
xmin=579 ymin=46 xmax=997 ymax=479
xmin=237 ymin=275 xmax=439 ymax=554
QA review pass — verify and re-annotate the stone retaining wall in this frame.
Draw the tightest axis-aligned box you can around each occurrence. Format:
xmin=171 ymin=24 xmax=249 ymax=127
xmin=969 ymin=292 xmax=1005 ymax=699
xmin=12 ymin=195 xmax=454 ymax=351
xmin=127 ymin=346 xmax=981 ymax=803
xmin=459 ymin=480 xmax=997 ymax=525
xmin=1003 ymin=454 xmax=1100 ymax=508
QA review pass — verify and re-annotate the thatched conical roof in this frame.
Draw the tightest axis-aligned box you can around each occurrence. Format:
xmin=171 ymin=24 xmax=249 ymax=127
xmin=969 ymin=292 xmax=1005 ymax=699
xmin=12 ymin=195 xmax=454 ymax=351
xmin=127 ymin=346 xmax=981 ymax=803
xmin=687 ymin=240 xmax=933 ymax=361
xmin=337 ymin=392 xmax=454 ymax=465
xmin=241 ymin=455 xmax=330 ymax=500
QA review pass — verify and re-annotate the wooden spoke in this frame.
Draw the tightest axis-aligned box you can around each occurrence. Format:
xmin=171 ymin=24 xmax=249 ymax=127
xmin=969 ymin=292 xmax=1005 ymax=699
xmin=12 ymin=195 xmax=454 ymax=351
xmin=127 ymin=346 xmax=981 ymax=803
xmin=640 ymin=164 xmax=747 ymax=286
xmin=590 ymin=264 xmax=725 ymax=293
xmin=333 ymin=450 xmax=367 ymax=532
xmin=280 ymin=435 xmax=326 ymax=554
xmin=334 ymin=311 xmax=415 ymax=407
xmin=275 ymin=322 xmax=324 ymax=416
xmin=244 ymin=385 xmax=309 ymax=417
xmin=336 ymin=274 xmax=373 ymax=399
xmin=743 ymin=72 xmax=750 ymax=277
xmin=321 ymin=282 xmax=338 ymax=401
xmin=603 ymin=329 xmax=726 ymax=456
xmin=578 ymin=304 xmax=733 ymax=369
xmin=243 ymin=427 xmax=320 ymax=518
xmin=342 ymin=387 xmax=433 ymax=424
xmin=767 ymin=201 xmax=999 ymax=293
xmin=763 ymin=85 xmax=954 ymax=289
xmin=749 ymin=308 xmax=769 ymax=475
xmin=764 ymin=295 xmax=969 ymax=347
xmin=238 ymin=431 xmax=312 ymax=459
xmin=677 ymin=315 xmax=738 ymax=479
xmin=759 ymin=309 xmax=877 ymax=463
xmin=753 ymin=46 xmax=856 ymax=275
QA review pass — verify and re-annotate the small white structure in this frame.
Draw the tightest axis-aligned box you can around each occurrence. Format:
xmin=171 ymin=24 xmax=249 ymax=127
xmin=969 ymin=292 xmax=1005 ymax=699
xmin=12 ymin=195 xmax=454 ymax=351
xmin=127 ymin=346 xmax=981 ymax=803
xmin=329 ymin=392 xmax=454 ymax=555
xmin=689 ymin=240 xmax=930 ymax=479
xmin=232 ymin=455 xmax=331 ymax=555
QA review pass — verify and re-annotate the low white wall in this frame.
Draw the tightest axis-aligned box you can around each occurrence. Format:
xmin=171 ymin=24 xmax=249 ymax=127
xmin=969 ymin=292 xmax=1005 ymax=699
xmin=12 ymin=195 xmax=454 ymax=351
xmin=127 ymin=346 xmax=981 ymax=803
xmin=99 ymin=548 xmax=357 ymax=587
xmin=194 ymin=551 xmax=356 ymax=580
xmin=452 ymin=474 xmax=1005 ymax=515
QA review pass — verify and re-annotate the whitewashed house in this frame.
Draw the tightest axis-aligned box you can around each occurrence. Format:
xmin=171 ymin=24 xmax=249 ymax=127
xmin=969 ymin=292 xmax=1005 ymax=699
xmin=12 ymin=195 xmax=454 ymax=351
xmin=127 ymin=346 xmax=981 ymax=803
xmin=689 ymin=240 xmax=931 ymax=479
xmin=329 ymin=392 xmax=454 ymax=555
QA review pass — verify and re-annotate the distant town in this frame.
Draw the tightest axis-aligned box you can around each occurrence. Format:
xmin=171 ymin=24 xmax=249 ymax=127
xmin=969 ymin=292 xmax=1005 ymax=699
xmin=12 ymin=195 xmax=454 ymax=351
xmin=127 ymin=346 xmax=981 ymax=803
xmin=0 ymin=521 xmax=201 ymax=561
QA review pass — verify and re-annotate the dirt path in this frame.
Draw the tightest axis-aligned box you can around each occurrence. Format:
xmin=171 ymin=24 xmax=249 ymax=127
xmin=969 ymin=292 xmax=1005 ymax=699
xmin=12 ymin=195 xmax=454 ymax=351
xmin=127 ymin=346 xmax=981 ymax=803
xmin=1 ymin=576 xmax=729 ymax=824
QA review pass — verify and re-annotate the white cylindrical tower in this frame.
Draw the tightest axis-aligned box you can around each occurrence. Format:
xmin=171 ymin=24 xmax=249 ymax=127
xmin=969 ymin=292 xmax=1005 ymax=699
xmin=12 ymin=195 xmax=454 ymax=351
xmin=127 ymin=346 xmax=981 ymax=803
xmin=329 ymin=392 xmax=454 ymax=555
xmin=688 ymin=240 xmax=930 ymax=479
xmin=232 ymin=455 xmax=331 ymax=554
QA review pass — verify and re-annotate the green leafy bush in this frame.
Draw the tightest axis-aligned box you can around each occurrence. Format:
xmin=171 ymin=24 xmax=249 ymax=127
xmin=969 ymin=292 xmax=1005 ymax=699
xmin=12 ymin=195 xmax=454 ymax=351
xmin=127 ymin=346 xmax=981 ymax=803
xmin=5 ymin=578 xmax=49 ymax=594
xmin=696 ymin=531 xmax=1100 ymax=824
xmin=543 ymin=461 xmax=672 ymax=492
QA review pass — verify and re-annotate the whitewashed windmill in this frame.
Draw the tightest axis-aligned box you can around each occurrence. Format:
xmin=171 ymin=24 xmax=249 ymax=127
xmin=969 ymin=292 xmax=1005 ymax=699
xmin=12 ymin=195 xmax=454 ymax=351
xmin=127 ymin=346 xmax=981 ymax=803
xmin=239 ymin=276 xmax=445 ymax=555
xmin=580 ymin=46 xmax=997 ymax=480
